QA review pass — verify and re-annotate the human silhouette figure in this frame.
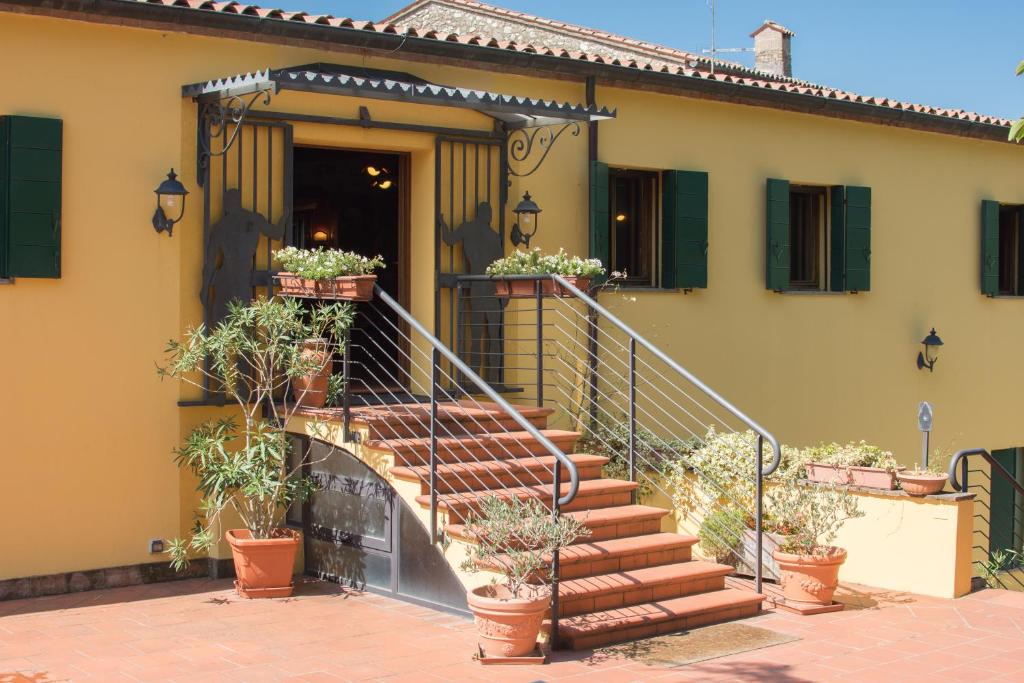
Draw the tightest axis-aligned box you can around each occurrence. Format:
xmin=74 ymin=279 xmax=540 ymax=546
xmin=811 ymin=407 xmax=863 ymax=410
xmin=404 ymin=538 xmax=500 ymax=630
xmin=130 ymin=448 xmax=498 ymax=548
xmin=201 ymin=188 xmax=289 ymax=326
xmin=440 ymin=202 xmax=506 ymax=383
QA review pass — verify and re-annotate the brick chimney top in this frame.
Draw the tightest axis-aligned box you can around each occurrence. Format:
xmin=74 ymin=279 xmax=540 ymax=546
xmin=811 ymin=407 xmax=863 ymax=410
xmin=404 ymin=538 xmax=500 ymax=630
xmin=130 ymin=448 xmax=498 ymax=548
xmin=751 ymin=20 xmax=794 ymax=78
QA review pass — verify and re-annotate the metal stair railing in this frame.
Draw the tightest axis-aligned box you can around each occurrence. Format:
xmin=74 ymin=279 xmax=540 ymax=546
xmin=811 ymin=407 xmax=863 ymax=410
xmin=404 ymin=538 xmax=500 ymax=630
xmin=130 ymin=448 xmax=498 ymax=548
xmin=453 ymin=273 xmax=783 ymax=596
xmin=949 ymin=448 xmax=1024 ymax=591
xmin=325 ymin=284 xmax=580 ymax=643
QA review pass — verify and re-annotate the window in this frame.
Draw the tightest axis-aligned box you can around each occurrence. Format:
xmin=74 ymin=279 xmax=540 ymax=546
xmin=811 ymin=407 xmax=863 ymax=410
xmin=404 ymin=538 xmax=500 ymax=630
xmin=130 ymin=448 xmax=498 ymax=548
xmin=609 ymin=168 xmax=658 ymax=285
xmin=999 ymin=205 xmax=1021 ymax=295
xmin=789 ymin=185 xmax=827 ymax=290
xmin=766 ymin=179 xmax=871 ymax=292
xmin=981 ymin=200 xmax=1024 ymax=296
xmin=590 ymin=163 xmax=708 ymax=290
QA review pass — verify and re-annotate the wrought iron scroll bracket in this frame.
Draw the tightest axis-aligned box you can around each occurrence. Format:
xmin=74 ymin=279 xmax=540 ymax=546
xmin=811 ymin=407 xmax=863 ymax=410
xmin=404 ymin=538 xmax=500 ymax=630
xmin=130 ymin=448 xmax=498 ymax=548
xmin=506 ymin=122 xmax=581 ymax=179
xmin=195 ymin=87 xmax=276 ymax=187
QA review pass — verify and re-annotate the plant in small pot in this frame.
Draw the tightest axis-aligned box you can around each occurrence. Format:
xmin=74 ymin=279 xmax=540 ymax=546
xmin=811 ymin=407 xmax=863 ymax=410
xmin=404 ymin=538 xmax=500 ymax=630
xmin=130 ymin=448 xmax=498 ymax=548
xmin=800 ymin=441 xmax=903 ymax=490
xmin=157 ymin=297 xmax=354 ymax=597
xmin=897 ymin=450 xmax=949 ymax=496
xmin=485 ymin=247 xmax=605 ymax=298
xmin=767 ymin=483 xmax=864 ymax=613
xmin=461 ymin=495 xmax=590 ymax=661
xmin=274 ymin=246 xmax=385 ymax=301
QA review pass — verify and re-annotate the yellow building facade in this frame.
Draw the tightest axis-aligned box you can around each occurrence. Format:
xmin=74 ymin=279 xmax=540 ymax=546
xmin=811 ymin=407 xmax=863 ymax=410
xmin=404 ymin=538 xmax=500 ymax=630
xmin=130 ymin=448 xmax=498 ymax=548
xmin=0 ymin=2 xmax=1021 ymax=593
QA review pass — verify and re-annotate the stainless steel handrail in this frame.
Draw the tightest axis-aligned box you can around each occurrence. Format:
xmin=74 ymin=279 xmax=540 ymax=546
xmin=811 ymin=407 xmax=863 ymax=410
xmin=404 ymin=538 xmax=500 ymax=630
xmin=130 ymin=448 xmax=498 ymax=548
xmin=550 ymin=274 xmax=782 ymax=475
xmin=372 ymin=285 xmax=580 ymax=506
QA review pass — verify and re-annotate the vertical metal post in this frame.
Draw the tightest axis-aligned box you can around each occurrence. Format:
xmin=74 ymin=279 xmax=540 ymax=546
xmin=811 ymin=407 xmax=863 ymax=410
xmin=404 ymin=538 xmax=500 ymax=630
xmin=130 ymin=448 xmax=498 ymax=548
xmin=960 ymin=455 xmax=969 ymax=492
xmin=755 ymin=435 xmax=764 ymax=595
xmin=550 ymin=460 xmax=562 ymax=650
xmin=341 ymin=327 xmax=352 ymax=442
xmin=536 ymin=278 xmax=544 ymax=407
xmin=430 ymin=347 xmax=440 ymax=544
xmin=922 ymin=430 xmax=930 ymax=470
xmin=628 ymin=337 xmax=637 ymax=504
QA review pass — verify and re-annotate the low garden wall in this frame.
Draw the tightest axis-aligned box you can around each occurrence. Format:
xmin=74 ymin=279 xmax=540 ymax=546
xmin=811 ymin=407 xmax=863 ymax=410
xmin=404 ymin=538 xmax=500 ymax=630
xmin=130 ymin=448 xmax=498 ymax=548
xmin=645 ymin=480 xmax=975 ymax=599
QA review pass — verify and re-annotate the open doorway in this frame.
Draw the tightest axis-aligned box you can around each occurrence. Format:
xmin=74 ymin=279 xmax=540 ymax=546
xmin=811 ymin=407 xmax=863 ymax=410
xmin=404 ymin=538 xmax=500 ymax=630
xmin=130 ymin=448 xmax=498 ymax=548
xmin=293 ymin=147 xmax=409 ymax=397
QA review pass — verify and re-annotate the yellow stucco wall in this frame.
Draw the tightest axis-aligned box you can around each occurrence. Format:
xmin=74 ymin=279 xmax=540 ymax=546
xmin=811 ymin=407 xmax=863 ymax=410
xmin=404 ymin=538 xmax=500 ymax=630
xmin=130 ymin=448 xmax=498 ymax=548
xmin=1 ymin=10 xmax=1021 ymax=582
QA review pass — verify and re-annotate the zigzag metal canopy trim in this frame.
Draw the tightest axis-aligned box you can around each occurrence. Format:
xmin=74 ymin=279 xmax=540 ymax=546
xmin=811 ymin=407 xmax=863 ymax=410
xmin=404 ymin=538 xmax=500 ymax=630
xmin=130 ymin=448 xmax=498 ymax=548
xmin=182 ymin=63 xmax=616 ymax=129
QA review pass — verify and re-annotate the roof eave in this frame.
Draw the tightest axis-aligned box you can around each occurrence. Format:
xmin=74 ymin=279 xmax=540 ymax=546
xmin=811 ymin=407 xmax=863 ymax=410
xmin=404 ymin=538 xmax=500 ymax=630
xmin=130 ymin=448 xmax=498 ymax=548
xmin=2 ymin=0 xmax=1012 ymax=143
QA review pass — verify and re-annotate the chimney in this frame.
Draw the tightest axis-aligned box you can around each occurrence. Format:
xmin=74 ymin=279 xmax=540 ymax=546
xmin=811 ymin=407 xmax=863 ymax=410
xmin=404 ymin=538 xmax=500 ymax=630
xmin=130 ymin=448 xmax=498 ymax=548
xmin=751 ymin=20 xmax=794 ymax=78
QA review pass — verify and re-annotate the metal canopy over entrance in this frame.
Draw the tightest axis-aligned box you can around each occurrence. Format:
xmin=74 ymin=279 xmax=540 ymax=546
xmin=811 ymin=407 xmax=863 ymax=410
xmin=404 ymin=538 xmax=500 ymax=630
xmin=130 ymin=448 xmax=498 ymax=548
xmin=183 ymin=63 xmax=616 ymax=130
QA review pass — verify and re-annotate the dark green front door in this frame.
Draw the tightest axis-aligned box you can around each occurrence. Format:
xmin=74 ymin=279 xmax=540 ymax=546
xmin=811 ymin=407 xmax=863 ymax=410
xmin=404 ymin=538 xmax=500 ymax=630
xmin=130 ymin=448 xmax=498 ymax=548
xmin=989 ymin=448 xmax=1021 ymax=555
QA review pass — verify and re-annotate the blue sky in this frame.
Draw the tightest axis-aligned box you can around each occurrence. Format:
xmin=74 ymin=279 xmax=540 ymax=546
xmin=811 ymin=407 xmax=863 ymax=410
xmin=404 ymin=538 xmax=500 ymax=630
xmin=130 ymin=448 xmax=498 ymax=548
xmin=269 ymin=1 xmax=1024 ymax=120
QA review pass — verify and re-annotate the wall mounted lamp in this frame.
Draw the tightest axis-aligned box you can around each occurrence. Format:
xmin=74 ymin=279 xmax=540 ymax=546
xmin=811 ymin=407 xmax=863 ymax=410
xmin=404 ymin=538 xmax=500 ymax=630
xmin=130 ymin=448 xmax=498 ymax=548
xmin=152 ymin=169 xmax=188 ymax=236
xmin=510 ymin=191 xmax=542 ymax=247
xmin=916 ymin=328 xmax=944 ymax=372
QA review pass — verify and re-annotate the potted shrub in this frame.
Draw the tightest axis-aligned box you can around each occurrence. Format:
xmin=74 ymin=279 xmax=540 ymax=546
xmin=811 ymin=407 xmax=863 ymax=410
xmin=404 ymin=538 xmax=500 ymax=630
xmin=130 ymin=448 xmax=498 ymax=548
xmin=485 ymin=248 xmax=604 ymax=298
xmin=801 ymin=441 xmax=903 ymax=490
xmin=897 ymin=452 xmax=949 ymax=496
xmin=461 ymin=496 xmax=590 ymax=660
xmin=157 ymin=297 xmax=353 ymax=597
xmin=274 ymin=246 xmax=385 ymax=301
xmin=767 ymin=483 xmax=864 ymax=611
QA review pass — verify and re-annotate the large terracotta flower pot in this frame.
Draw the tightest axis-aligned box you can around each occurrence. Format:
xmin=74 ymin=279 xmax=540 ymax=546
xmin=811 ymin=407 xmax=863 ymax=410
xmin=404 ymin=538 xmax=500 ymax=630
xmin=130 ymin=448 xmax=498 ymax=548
xmin=897 ymin=472 xmax=948 ymax=496
xmin=225 ymin=528 xmax=301 ymax=599
xmin=276 ymin=273 xmax=376 ymax=301
xmin=805 ymin=462 xmax=851 ymax=486
xmin=773 ymin=547 xmax=847 ymax=609
xmin=291 ymin=338 xmax=331 ymax=408
xmin=467 ymin=584 xmax=549 ymax=658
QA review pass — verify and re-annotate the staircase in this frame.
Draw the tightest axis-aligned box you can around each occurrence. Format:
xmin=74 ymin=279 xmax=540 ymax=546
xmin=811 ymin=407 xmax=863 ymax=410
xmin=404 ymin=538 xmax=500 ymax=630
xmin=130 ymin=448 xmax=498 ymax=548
xmin=368 ymin=401 xmax=765 ymax=649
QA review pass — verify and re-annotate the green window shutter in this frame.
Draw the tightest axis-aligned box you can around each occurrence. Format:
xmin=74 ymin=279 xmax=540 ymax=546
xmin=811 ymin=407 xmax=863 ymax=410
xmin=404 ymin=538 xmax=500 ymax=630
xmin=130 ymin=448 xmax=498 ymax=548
xmin=661 ymin=170 xmax=708 ymax=289
xmin=829 ymin=186 xmax=846 ymax=292
xmin=765 ymin=178 xmax=790 ymax=291
xmin=844 ymin=185 xmax=871 ymax=292
xmin=589 ymin=160 xmax=610 ymax=278
xmin=1 ymin=115 xmax=62 ymax=278
xmin=981 ymin=199 xmax=1000 ymax=296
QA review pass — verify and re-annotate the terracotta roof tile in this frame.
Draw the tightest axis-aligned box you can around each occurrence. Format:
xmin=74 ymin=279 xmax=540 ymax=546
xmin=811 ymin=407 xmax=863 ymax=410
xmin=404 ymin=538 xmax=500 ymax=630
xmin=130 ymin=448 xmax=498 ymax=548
xmin=128 ymin=0 xmax=1012 ymax=129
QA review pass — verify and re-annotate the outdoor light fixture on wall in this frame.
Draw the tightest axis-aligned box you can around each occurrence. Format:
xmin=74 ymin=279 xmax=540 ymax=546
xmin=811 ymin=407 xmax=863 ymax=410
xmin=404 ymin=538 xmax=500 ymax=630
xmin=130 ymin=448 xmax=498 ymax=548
xmin=510 ymin=191 xmax=542 ymax=247
xmin=916 ymin=328 xmax=944 ymax=372
xmin=152 ymin=169 xmax=188 ymax=236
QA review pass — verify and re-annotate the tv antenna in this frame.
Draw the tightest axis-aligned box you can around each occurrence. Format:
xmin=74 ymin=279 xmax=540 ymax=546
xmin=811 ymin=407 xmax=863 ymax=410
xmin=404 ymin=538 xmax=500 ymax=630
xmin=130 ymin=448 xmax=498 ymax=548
xmin=702 ymin=0 xmax=752 ymax=75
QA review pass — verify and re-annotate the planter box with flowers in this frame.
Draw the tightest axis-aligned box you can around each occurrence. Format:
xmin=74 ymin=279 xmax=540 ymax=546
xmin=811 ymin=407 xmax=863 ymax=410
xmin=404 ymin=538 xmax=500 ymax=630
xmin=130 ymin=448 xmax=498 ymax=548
xmin=274 ymin=246 xmax=385 ymax=301
xmin=485 ymin=248 xmax=604 ymax=298
xmin=796 ymin=441 xmax=903 ymax=490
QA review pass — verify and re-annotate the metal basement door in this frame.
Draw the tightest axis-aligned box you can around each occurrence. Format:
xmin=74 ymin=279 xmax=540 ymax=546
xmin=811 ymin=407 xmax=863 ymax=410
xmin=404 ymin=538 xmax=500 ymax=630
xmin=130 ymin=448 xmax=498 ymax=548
xmin=287 ymin=435 xmax=468 ymax=612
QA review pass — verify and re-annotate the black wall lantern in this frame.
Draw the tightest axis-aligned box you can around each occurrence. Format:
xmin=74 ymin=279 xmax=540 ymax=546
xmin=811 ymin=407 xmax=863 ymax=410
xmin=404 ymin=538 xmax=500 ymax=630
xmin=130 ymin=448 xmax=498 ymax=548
xmin=510 ymin=191 xmax=542 ymax=247
xmin=152 ymin=168 xmax=188 ymax=236
xmin=916 ymin=328 xmax=944 ymax=372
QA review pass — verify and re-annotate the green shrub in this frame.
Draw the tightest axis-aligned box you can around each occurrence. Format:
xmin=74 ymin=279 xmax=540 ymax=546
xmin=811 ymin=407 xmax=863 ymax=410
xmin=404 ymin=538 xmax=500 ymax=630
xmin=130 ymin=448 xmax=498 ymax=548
xmin=698 ymin=507 xmax=745 ymax=564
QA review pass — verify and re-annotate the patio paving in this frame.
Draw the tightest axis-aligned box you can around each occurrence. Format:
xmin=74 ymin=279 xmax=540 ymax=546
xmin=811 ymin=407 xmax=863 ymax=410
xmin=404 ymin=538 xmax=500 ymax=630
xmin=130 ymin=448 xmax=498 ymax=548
xmin=0 ymin=577 xmax=1022 ymax=682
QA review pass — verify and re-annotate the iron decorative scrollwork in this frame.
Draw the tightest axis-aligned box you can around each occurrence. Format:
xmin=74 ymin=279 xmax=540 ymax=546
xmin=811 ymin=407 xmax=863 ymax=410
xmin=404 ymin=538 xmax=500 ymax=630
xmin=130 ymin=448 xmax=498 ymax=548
xmin=196 ymin=87 xmax=274 ymax=180
xmin=507 ymin=122 xmax=581 ymax=178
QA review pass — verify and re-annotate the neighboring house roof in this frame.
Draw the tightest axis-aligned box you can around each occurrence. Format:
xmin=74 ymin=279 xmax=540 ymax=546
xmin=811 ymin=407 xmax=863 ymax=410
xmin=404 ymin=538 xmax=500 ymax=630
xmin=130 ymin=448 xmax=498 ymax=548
xmin=11 ymin=0 xmax=1014 ymax=134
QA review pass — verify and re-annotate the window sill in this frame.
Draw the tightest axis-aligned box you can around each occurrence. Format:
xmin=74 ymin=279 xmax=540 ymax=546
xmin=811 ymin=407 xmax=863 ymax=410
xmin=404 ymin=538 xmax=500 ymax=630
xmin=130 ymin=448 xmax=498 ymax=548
xmin=987 ymin=295 xmax=1024 ymax=299
xmin=0 ymin=278 xmax=13 ymax=285
xmin=775 ymin=289 xmax=855 ymax=296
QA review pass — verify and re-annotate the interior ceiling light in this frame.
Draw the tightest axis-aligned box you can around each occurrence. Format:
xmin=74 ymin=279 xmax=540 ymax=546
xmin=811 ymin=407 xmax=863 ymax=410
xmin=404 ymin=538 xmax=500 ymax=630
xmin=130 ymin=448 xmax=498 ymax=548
xmin=365 ymin=166 xmax=389 ymax=177
xmin=376 ymin=179 xmax=393 ymax=190
xmin=312 ymin=229 xmax=330 ymax=242
xmin=615 ymin=214 xmax=628 ymax=222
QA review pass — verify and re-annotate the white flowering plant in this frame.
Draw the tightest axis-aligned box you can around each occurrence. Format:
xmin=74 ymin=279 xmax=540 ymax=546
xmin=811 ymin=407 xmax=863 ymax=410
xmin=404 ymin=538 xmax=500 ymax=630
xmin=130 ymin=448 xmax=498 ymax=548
xmin=485 ymin=248 xmax=605 ymax=278
xmin=274 ymin=246 xmax=385 ymax=280
xmin=781 ymin=440 xmax=899 ymax=480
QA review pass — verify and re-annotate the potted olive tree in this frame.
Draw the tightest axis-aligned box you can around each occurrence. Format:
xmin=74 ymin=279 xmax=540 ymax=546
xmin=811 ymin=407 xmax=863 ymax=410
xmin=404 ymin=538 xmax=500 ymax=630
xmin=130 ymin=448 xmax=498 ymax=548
xmin=158 ymin=297 xmax=353 ymax=598
xmin=767 ymin=483 xmax=864 ymax=612
xmin=274 ymin=246 xmax=385 ymax=301
xmin=461 ymin=496 xmax=589 ymax=660
xmin=485 ymin=247 xmax=605 ymax=298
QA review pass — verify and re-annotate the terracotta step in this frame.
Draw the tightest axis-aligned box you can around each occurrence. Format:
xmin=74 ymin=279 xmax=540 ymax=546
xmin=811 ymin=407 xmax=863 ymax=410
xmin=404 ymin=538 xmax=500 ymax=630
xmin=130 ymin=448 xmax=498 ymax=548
xmin=389 ymin=453 xmax=608 ymax=494
xmin=351 ymin=401 xmax=552 ymax=440
xmin=446 ymin=504 xmax=668 ymax=544
xmin=416 ymin=479 xmax=638 ymax=522
xmin=557 ymin=561 xmax=734 ymax=617
xmin=366 ymin=429 xmax=581 ymax=466
xmin=557 ymin=533 xmax=698 ymax=580
xmin=557 ymin=588 xmax=765 ymax=649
